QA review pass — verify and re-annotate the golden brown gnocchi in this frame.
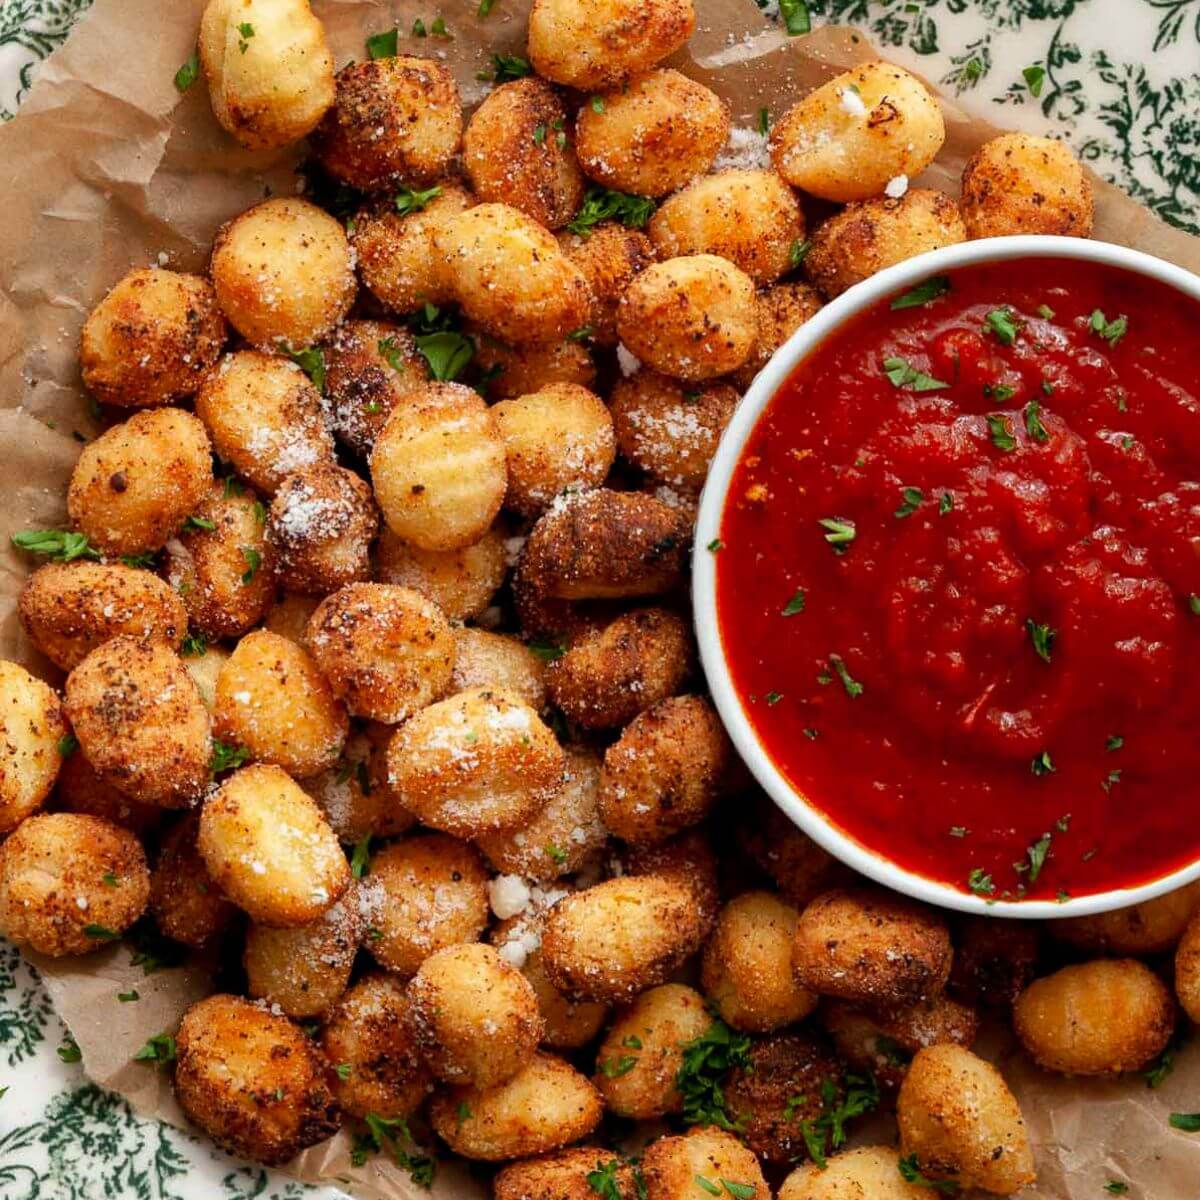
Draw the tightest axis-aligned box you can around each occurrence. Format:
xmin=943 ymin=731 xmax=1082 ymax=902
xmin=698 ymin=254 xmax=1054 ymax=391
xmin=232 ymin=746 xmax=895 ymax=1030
xmin=641 ymin=1125 xmax=768 ymax=1200
xmin=1178 ymin=908 xmax=1200 ymax=1023
xmin=450 ymin=628 xmax=548 ymax=711
xmin=375 ymin=526 xmax=507 ymax=623
xmin=1049 ymin=882 xmax=1200 ymax=955
xmin=779 ymin=1146 xmax=931 ymax=1200
xmin=730 ymin=282 xmax=824 ymax=390
xmin=149 ymin=813 xmax=236 ymax=949
xmin=0 ymin=660 xmax=68 ymax=833
xmin=558 ymin=222 xmax=656 ymax=347
xmin=472 ymin=333 xmax=598 ymax=398
xmin=494 ymin=1148 xmax=640 ymax=1200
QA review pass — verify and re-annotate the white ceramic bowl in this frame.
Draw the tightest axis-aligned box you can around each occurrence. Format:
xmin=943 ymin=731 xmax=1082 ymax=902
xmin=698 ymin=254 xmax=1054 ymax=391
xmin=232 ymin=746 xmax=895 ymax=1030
xmin=693 ymin=234 xmax=1200 ymax=918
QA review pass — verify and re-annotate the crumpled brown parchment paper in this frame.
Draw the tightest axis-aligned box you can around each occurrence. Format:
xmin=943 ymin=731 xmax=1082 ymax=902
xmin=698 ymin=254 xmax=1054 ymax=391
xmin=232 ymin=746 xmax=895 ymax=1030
xmin=3 ymin=0 xmax=1200 ymax=1196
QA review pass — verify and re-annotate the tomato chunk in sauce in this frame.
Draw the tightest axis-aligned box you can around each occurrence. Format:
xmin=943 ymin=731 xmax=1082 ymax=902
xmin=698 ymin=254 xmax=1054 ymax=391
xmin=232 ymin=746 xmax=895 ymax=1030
xmin=716 ymin=258 xmax=1200 ymax=902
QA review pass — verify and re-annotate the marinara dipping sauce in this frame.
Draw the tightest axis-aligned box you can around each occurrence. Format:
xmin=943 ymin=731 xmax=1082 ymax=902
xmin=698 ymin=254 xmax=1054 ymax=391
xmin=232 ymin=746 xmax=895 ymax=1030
xmin=716 ymin=257 xmax=1200 ymax=902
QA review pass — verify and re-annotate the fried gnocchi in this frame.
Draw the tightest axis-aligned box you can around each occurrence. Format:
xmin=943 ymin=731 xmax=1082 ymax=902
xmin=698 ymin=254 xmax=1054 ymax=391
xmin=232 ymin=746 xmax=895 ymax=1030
xmin=641 ymin=1125 xmax=767 ymax=1200
xmin=376 ymin=526 xmax=507 ymax=623
xmin=0 ymin=661 xmax=68 ymax=833
xmin=730 ymin=282 xmax=824 ymax=390
xmin=621 ymin=829 xmax=721 ymax=938
xmin=1050 ymin=882 xmax=1200 ymax=955
xmin=450 ymin=628 xmax=548 ymax=711
xmin=559 ymin=222 xmax=656 ymax=346
xmin=1178 ymin=908 xmax=1200 ymax=1022
xmin=149 ymin=813 xmax=236 ymax=948
xmin=472 ymin=333 xmax=598 ymax=398
xmin=495 ymin=1148 xmax=639 ymax=1200
xmin=779 ymin=1146 xmax=931 ymax=1200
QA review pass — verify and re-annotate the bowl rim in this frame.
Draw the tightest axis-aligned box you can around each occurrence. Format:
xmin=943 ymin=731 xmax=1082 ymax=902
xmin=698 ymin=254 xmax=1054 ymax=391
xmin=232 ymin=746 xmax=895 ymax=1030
xmin=692 ymin=233 xmax=1200 ymax=919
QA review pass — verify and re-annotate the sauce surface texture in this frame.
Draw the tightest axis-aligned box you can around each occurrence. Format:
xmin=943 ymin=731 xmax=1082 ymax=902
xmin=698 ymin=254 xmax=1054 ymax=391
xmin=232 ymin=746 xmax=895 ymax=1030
xmin=716 ymin=258 xmax=1200 ymax=902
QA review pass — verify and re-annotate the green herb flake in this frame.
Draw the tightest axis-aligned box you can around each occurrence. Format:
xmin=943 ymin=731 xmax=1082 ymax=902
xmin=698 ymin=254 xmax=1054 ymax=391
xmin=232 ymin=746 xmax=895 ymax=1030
xmin=566 ymin=325 xmax=594 ymax=342
xmin=532 ymin=123 xmax=547 ymax=144
xmin=57 ymin=733 xmax=79 ymax=758
xmin=395 ymin=184 xmax=443 ymax=216
xmin=134 ymin=1033 xmax=178 ymax=1064
xmin=1169 ymin=1112 xmax=1200 ymax=1132
xmin=567 ymin=186 xmax=656 ymax=236
xmin=57 ymin=1039 xmax=82 ymax=1064
xmin=984 ymin=307 xmax=1020 ymax=345
xmin=529 ymin=638 xmax=567 ymax=662
xmin=890 ymin=276 xmax=951 ymax=310
xmin=350 ymin=834 xmax=373 ymax=879
xmin=180 ymin=632 xmax=208 ymax=657
xmin=477 ymin=0 xmax=495 ymax=15
xmin=1031 ymin=750 xmax=1056 ymax=777
xmin=184 ymin=514 xmax=216 ymax=532
xmin=118 ymin=989 xmax=140 ymax=1002
xmin=623 ymin=1035 xmax=643 ymax=1050
xmin=765 ymin=691 xmax=783 ymax=706
xmin=239 ymin=546 xmax=262 ymax=585
xmin=1022 ymin=65 xmax=1046 ymax=97
xmin=1189 ymin=595 xmax=1200 ymax=616
xmin=429 ymin=16 xmax=450 ymax=37
xmin=489 ymin=52 xmax=531 ymax=81
xmin=1016 ymin=833 xmax=1052 ymax=884
xmin=590 ymin=95 xmax=605 ymax=113
xmin=778 ymin=0 xmax=812 ymax=36
xmin=1107 ymin=734 xmax=1124 ymax=752
xmin=986 ymin=413 xmax=1017 ymax=452
xmin=1024 ymin=398 xmax=1050 ymax=442
xmin=600 ymin=1054 xmax=638 ymax=1078
xmin=882 ymin=356 xmax=949 ymax=392
xmin=721 ymin=1182 xmax=756 ymax=1200
xmin=83 ymin=924 xmax=120 ymax=941
xmin=949 ymin=826 xmax=968 ymax=838
xmin=586 ymin=1160 xmax=623 ymax=1200
xmin=210 ymin=739 xmax=250 ymax=775
xmin=102 ymin=871 xmax=119 ymax=888
xmin=894 ymin=486 xmax=923 ymax=518
xmin=781 ymin=589 xmax=806 ymax=617
xmin=415 ymin=331 xmax=474 ymax=381
xmin=1027 ymin=618 xmax=1057 ymax=663
xmin=706 ymin=538 xmax=724 ymax=552
xmin=544 ymin=843 xmax=568 ymax=865
xmin=967 ymin=868 xmax=995 ymax=896
xmin=286 ymin=345 xmax=326 ymax=392
xmin=1104 ymin=1184 xmax=1129 ymax=1196
xmin=789 ymin=238 xmax=811 ymax=268
xmin=695 ymin=1177 xmax=722 ymax=1197
xmin=1142 ymin=1032 xmax=1185 ymax=1089
xmin=676 ymin=1017 xmax=752 ymax=1130
xmin=11 ymin=529 xmax=100 ymax=563
xmin=757 ymin=107 xmax=770 ymax=135
xmin=939 ymin=491 xmax=954 ymax=515
xmin=174 ymin=49 xmax=201 ymax=92
xmin=898 ymin=1154 xmax=959 ymax=1194
xmin=983 ymin=382 xmax=1015 ymax=403
xmin=1089 ymin=309 xmax=1128 ymax=347
xmin=829 ymin=654 xmax=863 ymax=698
xmin=818 ymin=516 xmax=856 ymax=552
xmin=366 ymin=28 xmax=399 ymax=58
xmin=1101 ymin=768 xmax=1123 ymax=794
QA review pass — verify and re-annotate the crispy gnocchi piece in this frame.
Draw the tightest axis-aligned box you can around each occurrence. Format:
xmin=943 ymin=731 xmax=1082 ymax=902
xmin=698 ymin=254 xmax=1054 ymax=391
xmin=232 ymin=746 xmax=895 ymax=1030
xmin=821 ymin=995 xmax=980 ymax=1090
xmin=311 ymin=56 xmax=462 ymax=190
xmin=163 ymin=480 xmax=274 ymax=641
xmin=263 ymin=592 xmax=322 ymax=643
xmin=320 ymin=972 xmax=432 ymax=1118
xmin=364 ymin=833 xmax=489 ymax=977
xmin=198 ymin=763 xmax=350 ymax=926
xmin=371 ymin=381 xmax=507 ymax=552
xmin=494 ymin=1147 xmax=640 ymax=1200
xmin=617 ymin=255 xmax=756 ymax=382
xmin=244 ymin=889 xmax=360 ymax=1017
xmin=429 ymin=1050 xmax=603 ymax=1160
xmin=650 ymin=169 xmax=805 ymax=285
xmin=779 ymin=1146 xmax=931 ymax=1200
xmin=610 ymin=373 xmax=737 ymax=488
xmin=214 ymin=629 xmax=347 ymax=778
xmin=306 ymin=583 xmax=454 ymax=725
xmin=0 ymin=812 xmax=149 ymax=957
xmin=540 ymin=875 xmax=705 ymax=1003
xmin=1178 ymin=909 xmax=1200 ymax=1023
xmin=559 ymin=222 xmax=656 ymax=347
xmin=959 ymin=132 xmax=1094 ymax=239
xmin=265 ymin=463 xmax=379 ymax=594
xmin=947 ymin=917 xmax=1040 ymax=1010
xmin=464 ymin=77 xmax=584 ymax=230
xmin=473 ymin=333 xmax=598 ymax=398
xmin=492 ymin=384 xmax=616 ymax=517
xmin=546 ymin=607 xmax=691 ymax=730
xmin=149 ymin=813 xmax=236 ymax=948
xmin=621 ymin=829 xmax=721 ymax=938
xmin=792 ymin=888 xmax=952 ymax=1006
xmin=376 ymin=527 xmax=507 ymax=624
xmin=641 ymin=1125 xmax=767 ymax=1200
xmin=736 ymin=793 xmax=844 ymax=905
xmin=593 ymin=983 xmax=710 ymax=1118
xmin=19 ymin=562 xmax=185 ymax=672
xmin=730 ymin=282 xmax=824 ymax=390
xmin=702 ymin=891 xmax=817 ymax=1033
xmin=1013 ymin=959 xmax=1174 ymax=1076
xmin=897 ymin=1045 xmax=1035 ymax=1196
xmin=406 ymin=942 xmax=543 ymax=1087
xmin=54 ymin=748 xmax=162 ymax=835
xmin=451 ymin=628 xmax=547 ymax=711
xmin=65 ymin=636 xmax=211 ymax=807
xmin=476 ymin=746 xmax=606 ymax=883
xmin=1050 ymin=882 xmax=1200 ymax=955
xmin=80 ymin=268 xmax=225 ymax=408
xmin=575 ymin=70 xmax=728 ymax=198
xmin=388 ymin=687 xmax=564 ymax=839
xmin=351 ymin=185 xmax=473 ymax=315
xmin=599 ymin=695 xmax=729 ymax=845
xmin=321 ymin=319 xmax=430 ymax=458
xmin=804 ymin=190 xmax=966 ymax=298
xmin=198 ymin=0 xmax=334 ymax=151
xmin=0 ymin=661 xmax=67 ymax=833
xmin=195 ymin=351 xmax=335 ymax=496
xmin=724 ymin=1032 xmax=845 ymax=1166
xmin=770 ymin=61 xmax=945 ymax=203
xmin=174 ymin=993 xmax=340 ymax=1166
xmin=210 ymin=197 xmax=355 ymax=348
xmin=433 ymin=203 xmax=592 ymax=346
xmin=67 ymin=407 xmax=212 ymax=557
xmin=527 ymin=0 xmax=695 ymax=90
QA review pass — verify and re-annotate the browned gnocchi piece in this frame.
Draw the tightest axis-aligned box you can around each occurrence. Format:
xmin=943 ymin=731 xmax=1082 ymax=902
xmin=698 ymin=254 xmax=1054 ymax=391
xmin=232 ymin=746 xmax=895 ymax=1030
xmin=1178 ymin=909 xmax=1200 ymax=1022
xmin=376 ymin=526 xmax=508 ymax=623
xmin=736 ymin=793 xmax=844 ymax=905
xmin=54 ymin=748 xmax=162 ymax=835
xmin=641 ymin=1125 xmax=768 ymax=1200
xmin=80 ymin=268 xmax=225 ymax=409
xmin=779 ymin=1146 xmax=932 ymax=1200
xmin=0 ymin=661 xmax=68 ymax=833
xmin=451 ymin=628 xmax=547 ymax=711
xmin=67 ymin=408 xmax=213 ymax=557
xmin=263 ymin=592 xmax=321 ymax=644
xmin=494 ymin=1148 xmax=640 ymax=1200
xmin=947 ymin=917 xmax=1040 ymax=1010
xmin=558 ymin=222 xmax=656 ymax=347
xmin=1049 ymin=882 xmax=1200 ymax=955
xmin=0 ymin=812 xmax=149 ymax=956
xmin=149 ymin=813 xmax=236 ymax=948
xmin=621 ymin=829 xmax=721 ymax=938
xmin=730 ymin=282 xmax=824 ymax=390
xmin=472 ymin=333 xmax=598 ymax=398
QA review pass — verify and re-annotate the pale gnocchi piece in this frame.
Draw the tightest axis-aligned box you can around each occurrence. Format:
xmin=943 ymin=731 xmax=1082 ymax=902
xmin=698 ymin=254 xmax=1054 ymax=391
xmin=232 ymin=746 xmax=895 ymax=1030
xmin=198 ymin=762 xmax=350 ymax=926
xmin=779 ymin=1146 xmax=932 ymax=1200
xmin=0 ymin=812 xmax=149 ymax=956
xmin=1050 ymin=881 xmax=1200 ymax=955
xmin=592 ymin=983 xmax=710 ymax=1118
xmin=370 ymin=382 xmax=508 ymax=552
xmin=209 ymin=197 xmax=355 ymax=348
xmin=387 ymin=687 xmax=564 ymax=839
xmin=701 ymin=891 xmax=818 ymax=1033
xmin=641 ymin=1125 xmax=768 ymax=1200
xmin=174 ymin=993 xmax=340 ymax=1166
xmin=473 ymin=331 xmax=598 ymax=397
xmin=649 ymin=169 xmax=805 ymax=285
xmin=433 ymin=203 xmax=592 ymax=346
xmin=311 ymin=56 xmax=462 ymax=190
xmin=616 ymin=255 xmax=756 ymax=382
xmin=804 ymin=189 xmax=967 ymax=298
xmin=67 ymin=407 xmax=213 ymax=557
xmin=375 ymin=526 xmax=508 ymax=624
xmin=540 ymin=875 xmax=705 ymax=1003
xmin=429 ymin=1050 xmax=603 ymax=1160
xmin=263 ymin=592 xmax=322 ymax=644
xmin=363 ymin=833 xmax=489 ymax=977
xmin=198 ymin=0 xmax=335 ymax=151
xmin=264 ymin=463 xmax=379 ymax=594
xmin=306 ymin=583 xmax=454 ymax=724
xmin=492 ymin=383 xmax=617 ymax=517
xmin=896 ymin=1044 xmax=1035 ymax=1196
xmin=770 ymin=61 xmax=946 ymax=203
xmin=527 ymin=0 xmax=695 ymax=90
xmin=149 ymin=813 xmax=237 ymax=949
xmin=65 ymin=636 xmax=211 ymax=808
xmin=214 ymin=629 xmax=347 ymax=779
xmin=195 ymin=351 xmax=335 ymax=496
xmin=1013 ymin=959 xmax=1175 ymax=1076
xmin=0 ymin=660 xmax=68 ymax=833
xmin=575 ymin=70 xmax=728 ymax=198
xmin=80 ymin=268 xmax=225 ymax=408
xmin=730 ymin=282 xmax=824 ymax=390
xmin=451 ymin=628 xmax=547 ymax=711
xmin=558 ymin=222 xmax=656 ymax=347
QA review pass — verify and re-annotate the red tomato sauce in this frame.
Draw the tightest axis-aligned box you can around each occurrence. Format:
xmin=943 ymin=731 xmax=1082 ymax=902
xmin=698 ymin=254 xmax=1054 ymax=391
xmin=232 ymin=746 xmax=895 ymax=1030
xmin=716 ymin=258 xmax=1200 ymax=902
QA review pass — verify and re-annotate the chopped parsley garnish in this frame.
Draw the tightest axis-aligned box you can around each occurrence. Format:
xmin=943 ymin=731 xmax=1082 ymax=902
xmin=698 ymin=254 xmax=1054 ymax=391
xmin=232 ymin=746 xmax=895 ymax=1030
xmin=1022 ymin=64 xmax=1046 ymax=97
xmin=174 ymin=49 xmax=201 ymax=92
xmin=803 ymin=728 xmax=819 ymax=740
xmin=57 ymin=734 xmax=79 ymax=758
xmin=566 ymin=325 xmax=594 ymax=342
xmin=11 ymin=529 xmax=100 ymax=563
xmin=1104 ymin=1184 xmax=1129 ymax=1196
xmin=236 ymin=22 xmax=254 ymax=52
xmin=984 ymin=307 xmax=1020 ymax=345
xmin=532 ymin=124 xmax=547 ymax=144
xmin=429 ymin=16 xmax=450 ymax=37
xmin=789 ymin=239 xmax=811 ymax=268
xmin=894 ymin=486 xmax=923 ymax=518
xmin=239 ymin=546 xmax=261 ymax=584
xmin=1037 ymin=303 xmax=1056 ymax=320
xmin=1016 ymin=833 xmax=1052 ymax=883
xmin=336 ymin=1062 xmax=354 ymax=1081
xmin=529 ymin=638 xmax=567 ymax=662
xmin=967 ymin=868 xmax=995 ymax=896
xmin=778 ymin=0 xmax=812 ymax=35
xmin=818 ymin=516 xmax=856 ymax=552
xmin=797 ymin=1074 xmax=880 ymax=1168
xmin=1026 ymin=618 xmax=1056 ymax=663
xmin=939 ymin=491 xmax=954 ymax=515
xmin=286 ymin=345 xmax=326 ymax=392
xmin=366 ymin=28 xmax=398 ymax=58
xmin=57 ymin=1039 xmax=82 ymax=1064
xmin=1089 ymin=309 xmax=1128 ymax=347
xmin=1055 ymin=813 xmax=1072 ymax=832
xmin=676 ymin=1017 xmax=752 ymax=1130
xmin=890 ymin=276 xmax=951 ymax=310
xmin=415 ymin=331 xmax=474 ymax=381
xmin=721 ymin=1184 xmax=755 ymax=1200
xmin=134 ymin=1033 xmax=178 ymax=1064
xmin=1024 ymin=398 xmax=1050 ymax=442
xmin=180 ymin=632 xmax=208 ymax=657
xmin=882 ymin=356 xmax=949 ymax=392
xmin=477 ymin=0 xmax=495 ymax=15
xmin=118 ymin=990 xmax=139 ymax=1002
xmin=488 ymin=52 xmax=532 ymax=81
xmin=586 ymin=1159 xmax=623 ymax=1200
xmin=590 ymin=95 xmax=605 ymax=113
xmin=623 ymin=1035 xmax=643 ymax=1050
xmin=350 ymin=834 xmax=373 ymax=879
xmin=545 ymin=843 xmax=568 ymax=865
xmin=706 ymin=538 xmax=724 ymax=552
xmin=1101 ymin=768 xmax=1122 ymax=793
xmin=1107 ymin=734 xmax=1124 ymax=752
xmin=1142 ymin=1031 xmax=1185 ymax=1088
xmin=1031 ymin=750 xmax=1056 ymax=777
xmin=983 ymin=382 xmax=1015 ymax=402
xmin=765 ymin=691 xmax=783 ymax=706
xmin=120 ymin=551 xmax=157 ymax=569
xmin=83 ymin=924 xmax=120 ymax=941
xmin=986 ymin=413 xmax=1017 ymax=452
xmin=781 ymin=589 xmax=806 ymax=616
xmin=1189 ymin=594 xmax=1200 ymax=616
xmin=599 ymin=1054 xmax=638 ymax=1077
xmin=695 ymin=1178 xmax=721 ymax=1197
xmin=898 ymin=1155 xmax=959 ymax=1193
xmin=210 ymin=739 xmax=250 ymax=775
xmin=102 ymin=872 xmax=119 ymax=888
xmin=828 ymin=654 xmax=863 ymax=698
xmin=395 ymin=184 xmax=442 ymax=216
xmin=353 ymin=1112 xmax=437 ymax=1186
xmin=1169 ymin=1112 xmax=1200 ymax=1132
xmin=184 ymin=514 xmax=216 ymax=532
xmin=566 ymin=187 xmax=656 ymax=236
xmin=757 ymin=107 xmax=770 ymax=135
xmin=127 ymin=920 xmax=187 ymax=974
